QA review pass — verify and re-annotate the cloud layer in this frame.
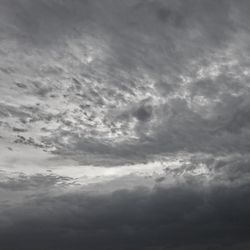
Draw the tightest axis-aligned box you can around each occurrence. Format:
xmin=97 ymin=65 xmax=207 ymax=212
xmin=1 ymin=0 xmax=250 ymax=249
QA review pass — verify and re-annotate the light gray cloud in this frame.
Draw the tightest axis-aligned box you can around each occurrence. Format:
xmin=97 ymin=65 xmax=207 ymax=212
xmin=1 ymin=0 xmax=250 ymax=166
xmin=0 ymin=173 xmax=74 ymax=191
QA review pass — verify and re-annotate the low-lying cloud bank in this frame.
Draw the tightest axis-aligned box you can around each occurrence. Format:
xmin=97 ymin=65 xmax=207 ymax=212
xmin=0 ymin=153 xmax=250 ymax=249
xmin=1 ymin=179 xmax=250 ymax=250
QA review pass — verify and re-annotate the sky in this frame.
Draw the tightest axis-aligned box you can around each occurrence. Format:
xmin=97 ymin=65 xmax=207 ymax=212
xmin=0 ymin=0 xmax=250 ymax=249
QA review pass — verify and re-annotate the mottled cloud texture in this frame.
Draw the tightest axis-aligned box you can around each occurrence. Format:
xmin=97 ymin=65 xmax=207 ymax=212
xmin=1 ymin=0 xmax=250 ymax=249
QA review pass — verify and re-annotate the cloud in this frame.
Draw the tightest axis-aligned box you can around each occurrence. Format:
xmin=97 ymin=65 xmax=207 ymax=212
xmin=1 ymin=0 xmax=250 ymax=166
xmin=0 ymin=173 xmax=74 ymax=191
xmin=0 ymin=0 xmax=93 ymax=47
xmin=1 ymin=1 xmax=250 ymax=248
xmin=0 ymin=178 xmax=250 ymax=250
xmin=0 ymin=154 xmax=249 ymax=249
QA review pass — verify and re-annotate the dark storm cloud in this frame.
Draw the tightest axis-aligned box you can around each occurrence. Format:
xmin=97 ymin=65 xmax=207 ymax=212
xmin=0 ymin=179 xmax=250 ymax=250
xmin=0 ymin=155 xmax=249 ymax=250
xmin=133 ymin=104 xmax=153 ymax=122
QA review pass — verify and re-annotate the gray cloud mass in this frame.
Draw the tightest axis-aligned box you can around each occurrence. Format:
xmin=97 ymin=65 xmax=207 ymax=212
xmin=0 ymin=0 xmax=250 ymax=249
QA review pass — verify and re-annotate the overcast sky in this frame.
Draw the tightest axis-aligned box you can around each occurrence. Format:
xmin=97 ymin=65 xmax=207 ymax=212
xmin=0 ymin=0 xmax=250 ymax=249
